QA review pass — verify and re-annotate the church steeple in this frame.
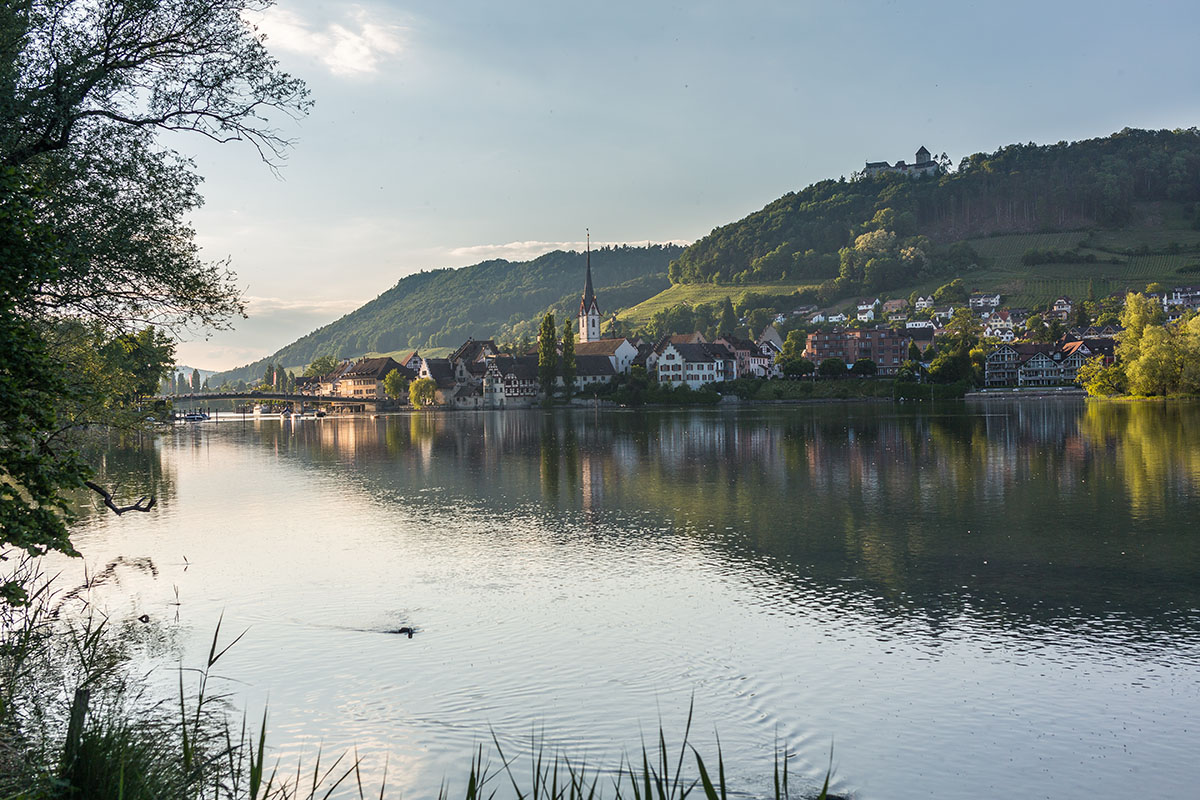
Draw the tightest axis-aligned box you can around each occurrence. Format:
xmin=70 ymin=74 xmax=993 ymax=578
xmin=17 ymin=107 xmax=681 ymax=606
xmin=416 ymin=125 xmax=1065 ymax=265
xmin=578 ymin=230 xmax=601 ymax=342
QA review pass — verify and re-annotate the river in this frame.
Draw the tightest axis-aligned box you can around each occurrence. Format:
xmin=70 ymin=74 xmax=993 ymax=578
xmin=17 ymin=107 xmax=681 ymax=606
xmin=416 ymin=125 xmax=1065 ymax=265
xmin=61 ymin=401 xmax=1200 ymax=799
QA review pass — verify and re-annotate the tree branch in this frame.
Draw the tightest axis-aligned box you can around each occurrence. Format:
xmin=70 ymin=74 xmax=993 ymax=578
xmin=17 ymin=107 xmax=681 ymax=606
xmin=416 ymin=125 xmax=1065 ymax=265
xmin=84 ymin=480 xmax=156 ymax=515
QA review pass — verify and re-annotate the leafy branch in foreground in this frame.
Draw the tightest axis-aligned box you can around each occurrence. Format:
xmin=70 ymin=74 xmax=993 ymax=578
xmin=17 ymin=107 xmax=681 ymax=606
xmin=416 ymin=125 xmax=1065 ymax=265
xmin=0 ymin=0 xmax=311 ymax=600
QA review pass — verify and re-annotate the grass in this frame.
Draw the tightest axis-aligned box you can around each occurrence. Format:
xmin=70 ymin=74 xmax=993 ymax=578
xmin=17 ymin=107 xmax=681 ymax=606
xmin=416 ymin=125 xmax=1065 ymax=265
xmin=616 ymin=213 xmax=1200 ymax=328
xmin=1 ymin=563 xmax=836 ymax=800
xmin=616 ymin=282 xmax=813 ymax=328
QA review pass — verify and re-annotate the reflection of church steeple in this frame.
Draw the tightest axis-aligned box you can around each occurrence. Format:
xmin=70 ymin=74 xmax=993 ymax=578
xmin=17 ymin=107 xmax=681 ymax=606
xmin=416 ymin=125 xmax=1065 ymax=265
xmin=578 ymin=230 xmax=601 ymax=342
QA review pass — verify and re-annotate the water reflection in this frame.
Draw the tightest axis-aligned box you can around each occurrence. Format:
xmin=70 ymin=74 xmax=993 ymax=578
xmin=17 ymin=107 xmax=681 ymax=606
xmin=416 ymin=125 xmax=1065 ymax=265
xmin=66 ymin=402 xmax=1200 ymax=800
xmin=179 ymin=403 xmax=1200 ymax=649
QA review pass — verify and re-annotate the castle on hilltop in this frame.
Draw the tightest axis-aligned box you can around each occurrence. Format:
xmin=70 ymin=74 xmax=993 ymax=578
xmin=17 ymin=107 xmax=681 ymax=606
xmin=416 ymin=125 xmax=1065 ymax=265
xmin=864 ymin=146 xmax=939 ymax=179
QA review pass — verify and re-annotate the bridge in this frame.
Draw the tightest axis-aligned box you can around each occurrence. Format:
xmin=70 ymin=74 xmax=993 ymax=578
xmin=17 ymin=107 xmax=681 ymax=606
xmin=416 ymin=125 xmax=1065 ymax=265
xmin=157 ymin=391 xmax=391 ymax=413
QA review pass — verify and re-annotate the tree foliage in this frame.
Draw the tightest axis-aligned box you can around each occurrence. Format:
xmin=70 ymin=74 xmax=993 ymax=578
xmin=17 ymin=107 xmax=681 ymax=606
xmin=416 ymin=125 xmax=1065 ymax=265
xmin=382 ymin=368 xmax=409 ymax=400
xmin=538 ymin=313 xmax=558 ymax=397
xmin=668 ymin=128 xmax=1200 ymax=288
xmin=408 ymin=377 xmax=436 ymax=407
xmin=560 ymin=318 xmax=576 ymax=395
xmin=0 ymin=0 xmax=309 ymax=599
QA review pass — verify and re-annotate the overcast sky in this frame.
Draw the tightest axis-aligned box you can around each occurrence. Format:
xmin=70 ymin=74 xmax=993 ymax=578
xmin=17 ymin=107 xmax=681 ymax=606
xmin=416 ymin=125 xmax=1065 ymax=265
xmin=172 ymin=0 xmax=1200 ymax=370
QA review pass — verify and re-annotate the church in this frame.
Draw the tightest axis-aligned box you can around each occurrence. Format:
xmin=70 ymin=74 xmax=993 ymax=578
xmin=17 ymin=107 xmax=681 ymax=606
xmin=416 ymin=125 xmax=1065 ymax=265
xmin=578 ymin=233 xmax=602 ymax=343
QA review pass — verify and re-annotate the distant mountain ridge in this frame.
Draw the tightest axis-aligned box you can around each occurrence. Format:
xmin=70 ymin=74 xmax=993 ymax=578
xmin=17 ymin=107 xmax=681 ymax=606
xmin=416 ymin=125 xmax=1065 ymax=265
xmin=212 ymin=244 xmax=682 ymax=385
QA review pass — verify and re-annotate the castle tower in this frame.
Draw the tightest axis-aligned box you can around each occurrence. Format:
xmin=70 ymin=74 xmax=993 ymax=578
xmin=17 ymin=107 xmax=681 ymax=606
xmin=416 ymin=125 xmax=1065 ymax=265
xmin=578 ymin=231 xmax=601 ymax=343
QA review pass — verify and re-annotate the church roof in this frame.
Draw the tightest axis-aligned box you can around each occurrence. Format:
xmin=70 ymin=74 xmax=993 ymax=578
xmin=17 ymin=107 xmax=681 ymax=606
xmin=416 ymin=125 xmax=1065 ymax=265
xmin=580 ymin=236 xmax=599 ymax=314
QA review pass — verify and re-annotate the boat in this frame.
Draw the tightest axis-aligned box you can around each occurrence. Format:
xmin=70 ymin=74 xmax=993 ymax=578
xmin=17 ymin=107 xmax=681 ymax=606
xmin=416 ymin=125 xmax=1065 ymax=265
xmin=182 ymin=412 xmax=209 ymax=422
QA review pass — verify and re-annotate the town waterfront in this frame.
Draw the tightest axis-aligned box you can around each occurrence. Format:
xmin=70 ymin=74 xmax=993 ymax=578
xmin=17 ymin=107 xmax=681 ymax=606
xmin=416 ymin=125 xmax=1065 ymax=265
xmin=62 ymin=401 xmax=1200 ymax=799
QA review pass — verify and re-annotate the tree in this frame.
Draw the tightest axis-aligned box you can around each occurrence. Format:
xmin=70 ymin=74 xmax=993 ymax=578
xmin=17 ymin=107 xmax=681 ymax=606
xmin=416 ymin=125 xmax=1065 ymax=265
xmin=818 ymin=357 xmax=847 ymax=377
xmin=383 ymin=369 xmax=410 ymax=401
xmin=718 ymin=296 xmax=738 ymax=334
xmin=304 ymin=355 xmax=339 ymax=377
xmin=908 ymin=340 xmax=923 ymax=362
xmin=408 ymin=377 xmax=436 ymax=407
xmin=538 ymin=313 xmax=558 ymax=398
xmin=0 ymin=0 xmax=310 ymax=597
xmin=782 ymin=358 xmax=814 ymax=378
xmin=1077 ymin=355 xmax=1126 ymax=396
xmin=560 ymin=318 xmax=577 ymax=396
xmin=779 ymin=330 xmax=807 ymax=363
xmin=850 ymin=358 xmax=877 ymax=376
xmin=191 ymin=368 xmax=201 ymax=393
xmin=1025 ymin=314 xmax=1048 ymax=342
xmin=933 ymin=278 xmax=968 ymax=304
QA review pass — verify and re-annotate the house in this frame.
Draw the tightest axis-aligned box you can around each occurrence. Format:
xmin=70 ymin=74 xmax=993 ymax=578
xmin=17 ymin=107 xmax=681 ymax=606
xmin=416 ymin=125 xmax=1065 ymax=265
xmin=483 ymin=355 xmax=539 ymax=408
xmin=983 ymin=310 xmax=1015 ymax=341
xmin=334 ymin=357 xmax=411 ymax=399
xmin=714 ymin=334 xmax=781 ymax=379
xmin=803 ymin=327 xmax=912 ymax=376
xmin=317 ymin=360 xmax=354 ymax=396
xmin=882 ymin=299 xmax=908 ymax=317
xmin=574 ymin=338 xmax=639 ymax=375
xmin=984 ymin=339 xmax=1116 ymax=388
xmin=931 ymin=306 xmax=958 ymax=323
xmin=863 ymin=146 xmax=940 ymax=179
xmin=1161 ymin=286 xmax=1200 ymax=310
xmin=574 ymin=354 xmax=617 ymax=389
xmin=418 ymin=358 xmax=457 ymax=404
xmin=906 ymin=319 xmax=934 ymax=330
xmin=856 ymin=298 xmax=879 ymax=322
xmin=1046 ymin=297 xmax=1074 ymax=322
xmin=809 ymin=312 xmax=827 ymax=324
xmin=656 ymin=342 xmax=734 ymax=389
xmin=397 ymin=350 xmax=423 ymax=372
xmin=449 ymin=338 xmax=499 ymax=383
xmin=827 ymin=312 xmax=847 ymax=323
xmin=914 ymin=295 xmax=934 ymax=310
xmin=969 ymin=292 xmax=1002 ymax=309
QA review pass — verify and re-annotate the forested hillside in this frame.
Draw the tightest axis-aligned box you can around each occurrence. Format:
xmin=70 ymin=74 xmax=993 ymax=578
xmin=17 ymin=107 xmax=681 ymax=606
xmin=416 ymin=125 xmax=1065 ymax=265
xmin=213 ymin=245 xmax=680 ymax=384
xmin=670 ymin=128 xmax=1200 ymax=290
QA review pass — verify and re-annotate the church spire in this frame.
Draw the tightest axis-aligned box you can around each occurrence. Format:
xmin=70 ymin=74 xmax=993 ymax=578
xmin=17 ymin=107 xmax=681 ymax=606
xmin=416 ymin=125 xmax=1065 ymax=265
xmin=581 ymin=229 xmax=596 ymax=313
xmin=578 ymin=229 xmax=601 ymax=342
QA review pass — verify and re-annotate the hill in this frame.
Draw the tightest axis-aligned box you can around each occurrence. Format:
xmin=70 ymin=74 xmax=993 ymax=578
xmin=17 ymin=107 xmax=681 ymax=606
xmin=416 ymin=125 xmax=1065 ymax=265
xmin=606 ymin=128 xmax=1200 ymax=336
xmin=212 ymin=244 xmax=681 ymax=384
xmin=669 ymin=128 xmax=1200 ymax=289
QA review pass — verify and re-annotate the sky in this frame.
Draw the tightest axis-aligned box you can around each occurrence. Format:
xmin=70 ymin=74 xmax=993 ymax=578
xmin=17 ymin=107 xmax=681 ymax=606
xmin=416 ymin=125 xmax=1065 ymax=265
xmin=171 ymin=0 xmax=1200 ymax=370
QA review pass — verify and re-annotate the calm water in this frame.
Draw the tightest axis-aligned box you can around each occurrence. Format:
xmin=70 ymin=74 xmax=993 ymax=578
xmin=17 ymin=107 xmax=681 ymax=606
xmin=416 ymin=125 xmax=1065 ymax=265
xmin=61 ymin=402 xmax=1200 ymax=799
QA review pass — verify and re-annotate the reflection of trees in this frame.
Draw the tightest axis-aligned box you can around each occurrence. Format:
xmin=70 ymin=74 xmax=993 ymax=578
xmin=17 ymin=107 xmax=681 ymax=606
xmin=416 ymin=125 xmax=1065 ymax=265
xmin=237 ymin=405 xmax=1200 ymax=641
xmin=1077 ymin=402 xmax=1200 ymax=519
xmin=73 ymin=429 xmax=174 ymax=519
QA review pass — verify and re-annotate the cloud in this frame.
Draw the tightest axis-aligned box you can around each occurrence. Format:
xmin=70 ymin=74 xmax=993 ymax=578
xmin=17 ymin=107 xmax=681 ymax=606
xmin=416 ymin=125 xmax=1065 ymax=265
xmin=443 ymin=239 xmax=693 ymax=265
xmin=242 ymin=295 xmax=364 ymax=316
xmin=252 ymin=5 xmax=404 ymax=77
